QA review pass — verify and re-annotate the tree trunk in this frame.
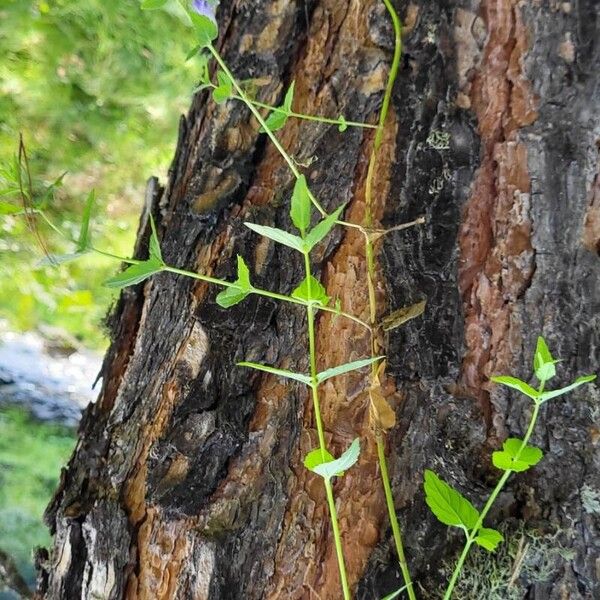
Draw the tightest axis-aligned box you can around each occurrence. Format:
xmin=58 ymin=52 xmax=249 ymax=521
xmin=37 ymin=0 xmax=600 ymax=598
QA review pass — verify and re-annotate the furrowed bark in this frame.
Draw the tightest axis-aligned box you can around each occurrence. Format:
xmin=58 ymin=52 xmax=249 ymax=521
xmin=38 ymin=1 xmax=600 ymax=599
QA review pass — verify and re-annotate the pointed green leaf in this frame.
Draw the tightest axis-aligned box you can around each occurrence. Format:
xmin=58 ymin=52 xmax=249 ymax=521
xmin=292 ymin=275 xmax=329 ymax=305
xmin=303 ymin=205 xmax=345 ymax=252
xmin=290 ymin=175 xmax=311 ymax=234
xmin=310 ymin=438 xmax=360 ymax=480
xmin=141 ymin=0 xmax=169 ymax=9
xmin=492 ymin=438 xmax=543 ymax=473
xmin=259 ymin=82 xmax=295 ymax=133
xmin=490 ymin=375 xmax=540 ymax=400
xmin=244 ymin=222 xmax=305 ymax=252
xmin=474 ymin=527 xmax=504 ymax=552
xmin=317 ymin=357 xmax=384 ymax=384
xmin=104 ymin=259 xmax=163 ymax=289
xmin=423 ymin=470 xmax=479 ymax=532
xmin=338 ymin=115 xmax=348 ymax=132
xmin=77 ymin=190 xmax=95 ymax=252
xmin=539 ymin=375 xmax=596 ymax=403
xmin=189 ymin=12 xmax=219 ymax=47
xmin=212 ymin=71 xmax=232 ymax=103
xmin=237 ymin=362 xmax=312 ymax=385
xmin=534 ymin=336 xmax=557 ymax=382
xmin=380 ymin=587 xmax=409 ymax=600
xmin=303 ymin=448 xmax=335 ymax=471
xmin=37 ymin=252 xmax=87 ymax=268
xmin=148 ymin=214 xmax=163 ymax=262
xmin=215 ymin=256 xmax=252 ymax=308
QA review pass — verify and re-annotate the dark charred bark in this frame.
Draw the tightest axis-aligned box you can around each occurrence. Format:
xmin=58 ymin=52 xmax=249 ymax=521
xmin=38 ymin=0 xmax=600 ymax=598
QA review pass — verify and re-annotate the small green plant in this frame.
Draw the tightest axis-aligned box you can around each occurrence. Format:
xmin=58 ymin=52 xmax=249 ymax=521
xmin=425 ymin=337 xmax=595 ymax=599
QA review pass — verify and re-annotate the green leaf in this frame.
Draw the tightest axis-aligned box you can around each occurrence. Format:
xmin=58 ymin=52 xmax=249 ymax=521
xmin=189 ymin=12 xmax=219 ymax=47
xmin=490 ymin=375 xmax=540 ymax=400
xmin=260 ymin=82 xmax=295 ymax=133
xmin=338 ymin=115 xmax=348 ymax=132
xmin=244 ymin=222 xmax=305 ymax=252
xmin=292 ymin=275 xmax=329 ymax=305
xmin=534 ymin=336 xmax=557 ymax=382
xmin=290 ymin=175 xmax=311 ymax=234
xmin=37 ymin=252 xmax=87 ymax=268
xmin=310 ymin=439 xmax=360 ymax=480
xmin=539 ymin=374 xmax=597 ymax=403
xmin=237 ymin=362 xmax=312 ymax=385
xmin=212 ymin=71 xmax=232 ymax=103
xmin=317 ymin=357 xmax=384 ymax=384
xmin=474 ymin=527 xmax=504 ymax=552
xmin=215 ymin=255 xmax=252 ymax=308
xmin=36 ymin=172 xmax=67 ymax=209
xmin=303 ymin=205 xmax=345 ymax=252
xmin=148 ymin=214 xmax=163 ymax=262
xmin=0 ymin=201 xmax=21 ymax=215
xmin=492 ymin=438 xmax=543 ymax=472
xmin=303 ymin=448 xmax=335 ymax=471
xmin=423 ymin=470 xmax=479 ymax=532
xmin=76 ymin=190 xmax=95 ymax=252
xmin=104 ymin=259 xmax=163 ymax=289
xmin=380 ymin=586 xmax=409 ymax=600
xmin=141 ymin=0 xmax=168 ymax=9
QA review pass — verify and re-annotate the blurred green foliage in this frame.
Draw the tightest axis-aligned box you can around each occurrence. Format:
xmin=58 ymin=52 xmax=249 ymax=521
xmin=0 ymin=0 xmax=198 ymax=348
xmin=0 ymin=409 xmax=75 ymax=586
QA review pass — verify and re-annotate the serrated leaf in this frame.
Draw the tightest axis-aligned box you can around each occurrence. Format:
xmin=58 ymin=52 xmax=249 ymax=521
xmin=0 ymin=201 xmax=21 ymax=215
xmin=317 ymin=356 xmax=384 ymax=384
xmin=141 ymin=0 xmax=168 ymax=8
xmin=338 ymin=115 xmax=348 ymax=132
xmin=291 ymin=275 xmax=329 ymax=305
xmin=104 ymin=258 xmax=163 ymax=289
xmin=304 ymin=448 xmax=335 ymax=471
xmin=490 ymin=375 xmax=540 ymax=400
xmin=290 ymin=175 xmax=311 ymax=234
xmin=189 ymin=12 xmax=219 ymax=47
xmin=212 ymin=71 xmax=232 ymax=103
xmin=244 ymin=222 xmax=305 ymax=252
xmin=215 ymin=255 xmax=252 ymax=308
xmin=381 ymin=299 xmax=426 ymax=331
xmin=492 ymin=438 xmax=543 ymax=473
xmin=303 ymin=205 xmax=345 ymax=252
xmin=534 ymin=336 xmax=557 ymax=381
xmin=538 ymin=375 xmax=596 ymax=403
xmin=237 ymin=362 xmax=312 ymax=385
xmin=474 ymin=527 xmax=504 ymax=552
xmin=423 ymin=470 xmax=479 ymax=532
xmin=310 ymin=438 xmax=360 ymax=480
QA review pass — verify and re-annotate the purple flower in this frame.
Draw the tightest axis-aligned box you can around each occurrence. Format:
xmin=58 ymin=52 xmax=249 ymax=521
xmin=192 ymin=0 xmax=216 ymax=21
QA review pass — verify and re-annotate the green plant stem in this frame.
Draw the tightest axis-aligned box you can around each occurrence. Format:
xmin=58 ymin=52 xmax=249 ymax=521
xmin=376 ymin=434 xmax=414 ymax=599
xmin=442 ymin=399 xmax=543 ymax=600
xmin=360 ymin=2 xmax=416 ymax=599
xmin=303 ymin=251 xmax=350 ymax=600
xmin=202 ymin=84 xmax=377 ymax=130
xmin=207 ymin=44 xmax=368 ymax=234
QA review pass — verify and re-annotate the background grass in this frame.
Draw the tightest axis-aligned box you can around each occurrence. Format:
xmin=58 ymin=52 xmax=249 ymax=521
xmin=0 ymin=0 xmax=198 ymax=348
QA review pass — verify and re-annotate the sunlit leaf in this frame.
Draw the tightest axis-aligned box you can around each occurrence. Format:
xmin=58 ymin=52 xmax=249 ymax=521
xmin=292 ymin=275 xmax=329 ymax=305
xmin=474 ymin=527 xmax=504 ymax=552
xmin=423 ymin=470 xmax=479 ymax=532
xmin=317 ymin=357 xmax=383 ymax=383
xmin=492 ymin=438 xmax=543 ymax=473
xmin=310 ymin=439 xmax=360 ymax=480
xmin=104 ymin=259 xmax=163 ymax=289
xmin=539 ymin=375 xmax=596 ymax=403
xmin=237 ymin=361 xmax=312 ymax=385
xmin=490 ymin=376 xmax=540 ymax=401
xmin=141 ymin=0 xmax=169 ymax=9
xmin=304 ymin=447 xmax=335 ymax=471
xmin=290 ymin=175 xmax=311 ymax=234
xmin=244 ymin=222 xmax=305 ymax=252
xmin=533 ymin=336 xmax=557 ymax=382
xmin=189 ymin=12 xmax=219 ymax=47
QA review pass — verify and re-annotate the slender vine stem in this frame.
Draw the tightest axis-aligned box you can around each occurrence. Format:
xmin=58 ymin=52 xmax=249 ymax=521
xmin=443 ymin=392 xmax=544 ymax=599
xmin=303 ymin=250 xmax=351 ymax=599
xmin=361 ymin=2 xmax=417 ymax=599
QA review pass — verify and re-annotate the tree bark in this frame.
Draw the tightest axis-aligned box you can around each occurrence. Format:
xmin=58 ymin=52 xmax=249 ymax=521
xmin=37 ymin=0 xmax=600 ymax=598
